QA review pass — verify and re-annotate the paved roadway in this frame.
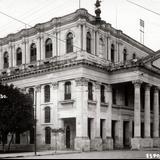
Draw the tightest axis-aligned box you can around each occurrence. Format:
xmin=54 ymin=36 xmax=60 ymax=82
xmin=10 ymin=150 xmax=160 ymax=159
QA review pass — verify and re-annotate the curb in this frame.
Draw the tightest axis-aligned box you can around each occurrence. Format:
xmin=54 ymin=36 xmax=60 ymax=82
xmin=0 ymin=151 xmax=82 ymax=159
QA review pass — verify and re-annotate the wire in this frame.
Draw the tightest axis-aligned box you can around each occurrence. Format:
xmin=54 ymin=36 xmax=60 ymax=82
xmin=0 ymin=9 xmax=83 ymax=52
xmin=126 ymin=0 xmax=160 ymax=16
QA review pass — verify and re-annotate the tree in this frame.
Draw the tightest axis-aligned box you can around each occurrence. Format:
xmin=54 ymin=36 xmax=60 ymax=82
xmin=0 ymin=84 xmax=34 ymax=152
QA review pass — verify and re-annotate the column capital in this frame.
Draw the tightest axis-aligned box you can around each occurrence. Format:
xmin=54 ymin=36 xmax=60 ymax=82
xmin=132 ymin=80 xmax=143 ymax=87
xmin=145 ymin=84 xmax=152 ymax=91
xmin=35 ymin=85 xmax=41 ymax=92
xmin=75 ymin=77 xmax=89 ymax=86
xmin=95 ymin=82 xmax=101 ymax=90
xmin=154 ymin=86 xmax=160 ymax=93
xmin=106 ymin=84 xmax=112 ymax=92
xmin=52 ymin=82 xmax=59 ymax=89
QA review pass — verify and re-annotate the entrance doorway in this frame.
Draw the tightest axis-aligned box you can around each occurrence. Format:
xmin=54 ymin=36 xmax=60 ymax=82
xmin=66 ymin=126 xmax=71 ymax=149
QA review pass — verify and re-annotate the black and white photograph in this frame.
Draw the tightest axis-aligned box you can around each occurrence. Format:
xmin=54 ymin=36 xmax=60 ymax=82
xmin=0 ymin=0 xmax=160 ymax=159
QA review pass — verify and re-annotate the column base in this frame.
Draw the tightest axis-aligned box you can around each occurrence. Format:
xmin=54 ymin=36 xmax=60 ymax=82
xmin=102 ymin=137 xmax=113 ymax=150
xmin=74 ymin=137 xmax=90 ymax=152
xmin=153 ymin=138 xmax=160 ymax=148
xmin=131 ymin=138 xmax=153 ymax=150
xmin=90 ymin=137 xmax=103 ymax=151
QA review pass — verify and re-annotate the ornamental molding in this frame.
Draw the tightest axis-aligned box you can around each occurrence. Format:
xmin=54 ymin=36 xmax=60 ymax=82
xmin=75 ymin=77 xmax=89 ymax=86
xmin=132 ymin=80 xmax=143 ymax=87
xmin=35 ymin=85 xmax=41 ymax=92
xmin=52 ymin=82 xmax=59 ymax=89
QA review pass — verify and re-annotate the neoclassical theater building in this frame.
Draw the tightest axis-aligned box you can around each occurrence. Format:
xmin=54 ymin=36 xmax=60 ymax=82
xmin=0 ymin=5 xmax=160 ymax=151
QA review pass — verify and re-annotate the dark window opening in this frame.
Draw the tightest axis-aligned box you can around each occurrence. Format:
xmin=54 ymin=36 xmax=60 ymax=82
xmin=45 ymin=127 xmax=51 ymax=144
xmin=66 ymin=33 xmax=73 ymax=53
xmin=65 ymin=82 xmax=71 ymax=100
xmin=45 ymin=107 xmax=51 ymax=123
xmin=101 ymin=85 xmax=105 ymax=103
xmin=30 ymin=43 xmax=37 ymax=62
xmin=44 ymin=85 xmax=50 ymax=103
xmin=86 ymin=32 xmax=91 ymax=54
xmin=88 ymin=82 xmax=93 ymax=101
xmin=4 ymin=52 xmax=9 ymax=69
xmin=16 ymin=48 xmax=22 ymax=66
xmin=45 ymin=39 xmax=52 ymax=58
xmin=111 ymin=44 xmax=115 ymax=63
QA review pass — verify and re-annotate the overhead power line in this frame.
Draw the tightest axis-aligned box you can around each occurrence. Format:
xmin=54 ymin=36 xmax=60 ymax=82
xmin=0 ymin=9 xmax=82 ymax=51
xmin=127 ymin=0 xmax=160 ymax=16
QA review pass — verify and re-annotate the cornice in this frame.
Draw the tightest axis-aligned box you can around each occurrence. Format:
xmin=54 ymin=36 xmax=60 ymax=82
xmin=0 ymin=8 xmax=155 ymax=56
xmin=0 ymin=8 xmax=95 ymax=46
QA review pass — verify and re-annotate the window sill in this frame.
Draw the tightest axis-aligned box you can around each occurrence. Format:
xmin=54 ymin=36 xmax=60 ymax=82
xmin=88 ymin=100 xmax=97 ymax=105
xmin=60 ymin=99 xmax=75 ymax=105
xmin=101 ymin=102 xmax=109 ymax=107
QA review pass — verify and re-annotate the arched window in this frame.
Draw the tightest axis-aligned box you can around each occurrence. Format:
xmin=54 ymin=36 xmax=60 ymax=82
xmin=45 ymin=107 xmax=51 ymax=123
xmin=123 ymin=49 xmax=127 ymax=62
xmin=88 ymin=82 xmax=93 ymax=101
xmin=30 ymin=43 xmax=37 ymax=62
xmin=45 ymin=38 xmax=52 ymax=59
xmin=111 ymin=44 xmax=115 ymax=63
xmin=45 ymin=127 xmax=51 ymax=144
xmin=3 ymin=52 xmax=9 ymax=69
xmin=66 ymin=33 xmax=73 ymax=53
xmin=86 ymin=32 xmax=91 ymax=54
xmin=99 ymin=38 xmax=105 ymax=57
xmin=101 ymin=85 xmax=105 ymax=103
xmin=44 ymin=85 xmax=50 ymax=103
xmin=16 ymin=48 xmax=22 ymax=66
xmin=65 ymin=81 xmax=71 ymax=100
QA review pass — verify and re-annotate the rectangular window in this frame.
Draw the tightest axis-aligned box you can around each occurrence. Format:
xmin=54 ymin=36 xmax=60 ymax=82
xmin=101 ymin=86 xmax=105 ymax=103
xmin=65 ymin=82 xmax=71 ymax=100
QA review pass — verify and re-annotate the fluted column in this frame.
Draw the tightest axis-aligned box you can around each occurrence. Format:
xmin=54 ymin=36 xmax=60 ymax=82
xmin=133 ymin=80 xmax=142 ymax=138
xmin=153 ymin=87 xmax=159 ymax=138
xmin=144 ymin=84 xmax=151 ymax=138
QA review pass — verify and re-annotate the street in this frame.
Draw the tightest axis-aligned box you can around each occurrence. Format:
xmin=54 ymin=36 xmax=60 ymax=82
xmin=9 ymin=150 xmax=160 ymax=159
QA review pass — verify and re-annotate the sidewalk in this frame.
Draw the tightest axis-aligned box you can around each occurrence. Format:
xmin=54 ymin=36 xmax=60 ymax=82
xmin=0 ymin=150 xmax=81 ymax=159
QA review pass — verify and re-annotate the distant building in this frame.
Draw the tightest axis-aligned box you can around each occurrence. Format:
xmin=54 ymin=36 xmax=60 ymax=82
xmin=0 ymin=7 xmax=160 ymax=151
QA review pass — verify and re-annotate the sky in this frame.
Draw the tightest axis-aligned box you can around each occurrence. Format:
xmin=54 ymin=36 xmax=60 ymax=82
xmin=0 ymin=0 xmax=160 ymax=51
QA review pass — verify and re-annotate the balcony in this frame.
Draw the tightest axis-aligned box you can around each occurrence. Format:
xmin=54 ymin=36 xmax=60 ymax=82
xmin=0 ymin=51 xmax=111 ymax=79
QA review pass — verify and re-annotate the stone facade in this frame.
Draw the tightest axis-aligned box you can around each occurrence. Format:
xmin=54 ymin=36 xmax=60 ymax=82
xmin=0 ymin=8 xmax=160 ymax=151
